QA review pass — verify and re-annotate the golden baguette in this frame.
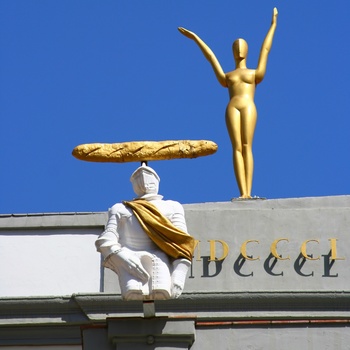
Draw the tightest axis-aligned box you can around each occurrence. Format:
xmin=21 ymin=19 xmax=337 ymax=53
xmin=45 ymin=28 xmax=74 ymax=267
xmin=72 ymin=140 xmax=217 ymax=163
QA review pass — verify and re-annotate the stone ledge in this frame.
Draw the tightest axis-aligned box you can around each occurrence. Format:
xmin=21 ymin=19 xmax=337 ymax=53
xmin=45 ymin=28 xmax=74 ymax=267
xmin=108 ymin=318 xmax=195 ymax=349
xmin=1 ymin=195 xmax=349 ymax=230
xmin=0 ymin=212 xmax=107 ymax=230
xmin=1 ymin=291 xmax=350 ymax=326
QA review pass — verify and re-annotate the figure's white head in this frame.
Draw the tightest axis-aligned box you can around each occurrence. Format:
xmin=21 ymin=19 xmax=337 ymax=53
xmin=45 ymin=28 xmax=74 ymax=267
xmin=130 ymin=164 xmax=160 ymax=198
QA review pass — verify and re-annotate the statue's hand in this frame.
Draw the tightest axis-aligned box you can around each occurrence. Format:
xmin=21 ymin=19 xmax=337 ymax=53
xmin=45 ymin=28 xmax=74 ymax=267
xmin=178 ymin=27 xmax=196 ymax=40
xmin=272 ymin=7 xmax=278 ymax=24
xmin=172 ymin=282 xmax=183 ymax=299
xmin=115 ymin=248 xmax=149 ymax=283
xmin=171 ymin=259 xmax=190 ymax=299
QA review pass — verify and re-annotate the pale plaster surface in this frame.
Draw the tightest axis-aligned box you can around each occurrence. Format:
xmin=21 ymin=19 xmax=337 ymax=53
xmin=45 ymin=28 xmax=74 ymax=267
xmin=0 ymin=228 xmax=101 ymax=297
xmin=0 ymin=196 xmax=349 ymax=297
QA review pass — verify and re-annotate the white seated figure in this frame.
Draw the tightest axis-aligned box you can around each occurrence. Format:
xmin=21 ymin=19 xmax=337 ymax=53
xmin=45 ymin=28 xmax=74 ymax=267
xmin=95 ymin=164 xmax=195 ymax=300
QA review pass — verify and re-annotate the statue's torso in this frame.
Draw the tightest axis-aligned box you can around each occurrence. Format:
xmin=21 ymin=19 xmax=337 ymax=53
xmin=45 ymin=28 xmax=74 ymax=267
xmin=226 ymin=69 xmax=256 ymax=106
xmin=112 ymin=199 xmax=186 ymax=251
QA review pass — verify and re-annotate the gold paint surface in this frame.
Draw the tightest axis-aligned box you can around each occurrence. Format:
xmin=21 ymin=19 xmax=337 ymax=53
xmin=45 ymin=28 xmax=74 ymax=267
xmin=270 ymin=238 xmax=290 ymax=260
xmin=208 ymin=240 xmax=229 ymax=261
xmin=240 ymin=240 xmax=260 ymax=261
xmin=72 ymin=140 xmax=218 ymax=163
xmin=123 ymin=199 xmax=195 ymax=261
xmin=329 ymin=238 xmax=345 ymax=261
xmin=300 ymin=239 xmax=320 ymax=261
xmin=179 ymin=8 xmax=278 ymax=199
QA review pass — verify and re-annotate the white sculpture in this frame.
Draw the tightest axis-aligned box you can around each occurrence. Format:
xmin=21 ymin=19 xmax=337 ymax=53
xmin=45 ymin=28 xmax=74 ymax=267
xmin=95 ymin=164 xmax=194 ymax=300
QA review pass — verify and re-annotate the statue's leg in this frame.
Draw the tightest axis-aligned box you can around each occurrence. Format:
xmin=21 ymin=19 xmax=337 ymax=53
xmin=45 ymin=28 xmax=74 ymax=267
xmin=241 ymin=103 xmax=257 ymax=198
xmin=141 ymin=252 xmax=171 ymax=300
xmin=104 ymin=252 xmax=144 ymax=300
xmin=226 ymin=106 xmax=247 ymax=197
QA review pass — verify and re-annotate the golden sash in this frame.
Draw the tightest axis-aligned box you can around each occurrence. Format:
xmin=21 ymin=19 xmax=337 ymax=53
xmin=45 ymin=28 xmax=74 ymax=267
xmin=123 ymin=199 xmax=195 ymax=261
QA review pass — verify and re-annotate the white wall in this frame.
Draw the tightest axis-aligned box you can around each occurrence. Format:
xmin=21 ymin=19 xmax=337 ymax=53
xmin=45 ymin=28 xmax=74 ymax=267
xmin=0 ymin=228 xmax=101 ymax=297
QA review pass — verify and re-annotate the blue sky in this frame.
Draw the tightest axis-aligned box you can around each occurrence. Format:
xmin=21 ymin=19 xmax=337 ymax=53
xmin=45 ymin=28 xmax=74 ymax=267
xmin=1 ymin=1 xmax=349 ymax=214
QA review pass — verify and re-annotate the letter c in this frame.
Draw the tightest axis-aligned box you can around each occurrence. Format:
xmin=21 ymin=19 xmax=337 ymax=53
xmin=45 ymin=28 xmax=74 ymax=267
xmin=240 ymin=240 xmax=260 ymax=261
xmin=270 ymin=238 xmax=290 ymax=260
xmin=300 ymin=239 xmax=320 ymax=260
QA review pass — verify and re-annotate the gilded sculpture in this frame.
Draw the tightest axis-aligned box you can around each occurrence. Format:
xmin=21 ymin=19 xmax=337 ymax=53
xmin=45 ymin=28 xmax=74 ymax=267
xmin=179 ymin=8 xmax=278 ymax=198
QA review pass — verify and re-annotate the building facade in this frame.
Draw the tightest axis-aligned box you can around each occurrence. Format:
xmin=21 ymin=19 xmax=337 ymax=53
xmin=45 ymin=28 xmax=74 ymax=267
xmin=1 ymin=196 xmax=350 ymax=349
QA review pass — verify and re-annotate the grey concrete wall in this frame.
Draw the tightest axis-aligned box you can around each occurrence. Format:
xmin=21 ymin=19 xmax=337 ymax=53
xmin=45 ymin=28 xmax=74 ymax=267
xmin=192 ymin=324 xmax=350 ymax=350
xmin=2 ymin=196 xmax=348 ymax=296
xmin=104 ymin=196 xmax=350 ymax=294
xmin=185 ymin=196 xmax=350 ymax=293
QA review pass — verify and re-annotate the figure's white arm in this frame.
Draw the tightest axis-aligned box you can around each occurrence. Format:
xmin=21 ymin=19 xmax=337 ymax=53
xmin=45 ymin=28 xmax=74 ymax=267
xmin=169 ymin=201 xmax=188 ymax=232
xmin=95 ymin=205 xmax=149 ymax=283
xmin=95 ymin=207 xmax=122 ymax=257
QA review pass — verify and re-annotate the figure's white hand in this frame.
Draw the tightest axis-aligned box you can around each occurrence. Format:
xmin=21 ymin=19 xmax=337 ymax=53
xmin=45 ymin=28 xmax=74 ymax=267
xmin=115 ymin=248 xmax=150 ymax=283
xmin=171 ymin=259 xmax=191 ymax=298
xmin=172 ymin=283 xmax=183 ymax=299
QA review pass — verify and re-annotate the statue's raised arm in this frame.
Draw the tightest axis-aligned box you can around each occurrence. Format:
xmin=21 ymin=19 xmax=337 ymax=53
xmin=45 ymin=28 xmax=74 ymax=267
xmin=178 ymin=27 xmax=227 ymax=88
xmin=255 ymin=7 xmax=278 ymax=84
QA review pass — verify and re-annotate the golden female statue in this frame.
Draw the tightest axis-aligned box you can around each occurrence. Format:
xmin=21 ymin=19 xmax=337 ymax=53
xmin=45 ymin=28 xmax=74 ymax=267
xmin=178 ymin=8 xmax=278 ymax=199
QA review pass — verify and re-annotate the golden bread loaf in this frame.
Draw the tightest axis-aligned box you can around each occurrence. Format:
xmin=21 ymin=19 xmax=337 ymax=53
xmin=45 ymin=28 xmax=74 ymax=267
xmin=72 ymin=140 xmax=217 ymax=163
